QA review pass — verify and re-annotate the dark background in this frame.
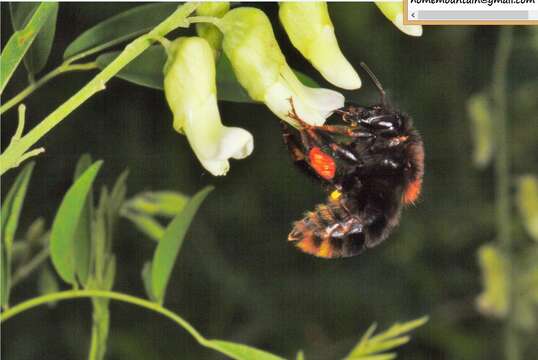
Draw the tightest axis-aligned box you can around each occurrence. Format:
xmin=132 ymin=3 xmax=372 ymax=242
xmin=2 ymin=3 xmax=537 ymax=360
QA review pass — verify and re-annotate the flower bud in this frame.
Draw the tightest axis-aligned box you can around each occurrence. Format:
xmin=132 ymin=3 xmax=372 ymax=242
xmin=220 ymin=7 xmax=344 ymax=126
xmin=375 ymin=2 xmax=422 ymax=37
xmin=279 ymin=2 xmax=360 ymax=90
xmin=164 ymin=37 xmax=253 ymax=176
xmin=195 ymin=2 xmax=230 ymax=57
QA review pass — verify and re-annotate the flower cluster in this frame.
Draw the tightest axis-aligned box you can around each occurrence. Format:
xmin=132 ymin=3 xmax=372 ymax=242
xmin=163 ymin=2 xmax=422 ymax=176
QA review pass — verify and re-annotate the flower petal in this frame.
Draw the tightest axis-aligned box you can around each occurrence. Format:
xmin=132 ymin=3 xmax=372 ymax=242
xmin=375 ymin=2 xmax=423 ymax=37
xmin=164 ymin=37 xmax=253 ymax=176
xmin=279 ymin=2 xmax=360 ymax=89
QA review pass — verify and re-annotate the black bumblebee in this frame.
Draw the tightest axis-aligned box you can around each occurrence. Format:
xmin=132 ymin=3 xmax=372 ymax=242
xmin=283 ymin=64 xmax=424 ymax=258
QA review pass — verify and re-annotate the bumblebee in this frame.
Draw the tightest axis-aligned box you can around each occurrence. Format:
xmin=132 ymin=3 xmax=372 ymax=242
xmin=283 ymin=64 xmax=424 ymax=258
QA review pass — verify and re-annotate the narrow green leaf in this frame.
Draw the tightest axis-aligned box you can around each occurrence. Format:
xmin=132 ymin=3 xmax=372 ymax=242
xmin=141 ymin=261 xmax=156 ymax=301
xmin=93 ymin=187 xmax=109 ymax=284
xmin=74 ymin=154 xmax=93 ymax=180
xmin=1 ymin=3 xmax=57 ymax=93
xmin=206 ymin=340 xmax=285 ymax=360
xmin=516 ymin=175 xmax=538 ymax=242
xmin=1 ymin=247 xmax=9 ymax=309
xmin=124 ymin=191 xmax=189 ymax=218
xmin=467 ymin=93 xmax=494 ymax=168
xmin=1 ymin=162 xmax=35 ymax=250
xmin=24 ymin=217 xmax=46 ymax=245
xmin=50 ymin=161 xmax=103 ymax=285
xmin=103 ymin=255 xmax=116 ymax=290
xmin=10 ymin=2 xmax=59 ymax=76
xmin=346 ymin=317 xmax=428 ymax=359
xmin=0 ymin=162 xmax=35 ymax=307
xmin=151 ymin=186 xmax=213 ymax=304
xmin=347 ymin=355 xmax=395 ymax=360
xmin=96 ymin=48 xmax=318 ymax=104
xmin=296 ymin=350 xmax=305 ymax=360
xmin=122 ymin=211 xmax=165 ymax=242
xmin=38 ymin=265 xmax=59 ymax=307
xmin=72 ymin=154 xmax=94 ymax=285
xmin=63 ymin=3 xmax=178 ymax=60
xmin=350 ymin=323 xmax=377 ymax=355
xmin=362 ymin=336 xmax=410 ymax=355
xmin=371 ymin=316 xmax=428 ymax=342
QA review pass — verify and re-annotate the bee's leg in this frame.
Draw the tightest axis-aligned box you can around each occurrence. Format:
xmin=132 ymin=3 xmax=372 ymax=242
xmin=316 ymin=125 xmax=373 ymax=139
xmin=281 ymin=122 xmax=306 ymax=162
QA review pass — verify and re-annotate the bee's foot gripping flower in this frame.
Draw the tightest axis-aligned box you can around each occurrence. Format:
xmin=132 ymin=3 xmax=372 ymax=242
xmin=220 ymin=7 xmax=345 ymax=127
xmin=164 ymin=37 xmax=253 ymax=176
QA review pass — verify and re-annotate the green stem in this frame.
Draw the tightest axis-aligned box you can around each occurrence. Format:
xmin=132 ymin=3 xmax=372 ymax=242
xmin=0 ymin=3 xmax=199 ymax=176
xmin=492 ymin=27 xmax=517 ymax=360
xmin=88 ymin=298 xmax=110 ymax=360
xmin=187 ymin=15 xmax=224 ymax=31
xmin=0 ymin=290 xmax=206 ymax=346
xmin=0 ymin=62 xmax=99 ymax=115
xmin=11 ymin=247 xmax=49 ymax=287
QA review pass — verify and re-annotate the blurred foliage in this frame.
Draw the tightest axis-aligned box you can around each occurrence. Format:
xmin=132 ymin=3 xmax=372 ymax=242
xmin=1 ymin=2 xmax=538 ymax=360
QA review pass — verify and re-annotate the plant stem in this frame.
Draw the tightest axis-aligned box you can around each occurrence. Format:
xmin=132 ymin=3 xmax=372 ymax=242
xmin=0 ymin=62 xmax=99 ymax=115
xmin=492 ymin=27 xmax=517 ymax=360
xmin=0 ymin=3 xmax=199 ymax=176
xmin=88 ymin=298 xmax=110 ymax=360
xmin=11 ymin=247 xmax=49 ymax=287
xmin=187 ymin=16 xmax=224 ymax=31
xmin=0 ymin=290 xmax=206 ymax=345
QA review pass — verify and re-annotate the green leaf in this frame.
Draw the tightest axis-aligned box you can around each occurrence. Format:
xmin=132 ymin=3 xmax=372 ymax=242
xmin=346 ymin=316 xmax=428 ymax=360
xmin=50 ymin=161 xmax=103 ymax=285
xmin=141 ymin=261 xmax=156 ymax=301
xmin=0 ymin=3 xmax=58 ymax=94
xmin=467 ymin=93 xmax=494 ymax=168
xmin=72 ymin=154 xmax=94 ymax=285
xmin=151 ymin=186 xmax=213 ymax=304
xmin=205 ymin=340 xmax=285 ymax=360
xmin=296 ymin=350 xmax=305 ymax=360
xmin=63 ymin=3 xmax=178 ymax=60
xmin=516 ymin=175 xmax=538 ymax=242
xmin=38 ymin=265 xmax=59 ymax=307
xmin=123 ymin=191 xmax=189 ymax=218
xmin=122 ymin=211 xmax=165 ymax=242
xmin=73 ymin=153 xmax=93 ymax=180
xmin=96 ymin=46 xmax=166 ymax=90
xmin=10 ymin=2 xmax=59 ymax=76
xmin=1 ymin=162 xmax=35 ymax=250
xmin=1 ymin=247 xmax=9 ymax=309
xmin=96 ymin=47 xmax=318 ymax=104
xmin=0 ymin=162 xmax=35 ymax=307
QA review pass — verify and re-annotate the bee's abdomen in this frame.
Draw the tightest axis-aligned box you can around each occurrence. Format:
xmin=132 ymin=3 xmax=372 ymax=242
xmin=288 ymin=202 xmax=367 ymax=258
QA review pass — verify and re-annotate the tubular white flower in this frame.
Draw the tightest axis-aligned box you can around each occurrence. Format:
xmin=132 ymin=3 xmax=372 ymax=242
xmin=220 ymin=7 xmax=344 ymax=127
xmin=375 ymin=2 xmax=423 ymax=37
xmin=279 ymin=2 xmax=361 ymax=90
xmin=164 ymin=37 xmax=253 ymax=176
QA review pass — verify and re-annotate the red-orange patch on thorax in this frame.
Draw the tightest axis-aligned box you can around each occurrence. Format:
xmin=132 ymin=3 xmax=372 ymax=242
xmin=309 ymin=147 xmax=336 ymax=180
xmin=403 ymin=178 xmax=422 ymax=204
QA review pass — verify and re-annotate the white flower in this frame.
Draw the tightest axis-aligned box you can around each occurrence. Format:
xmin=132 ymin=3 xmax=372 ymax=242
xmin=376 ymin=2 xmax=423 ymax=37
xmin=220 ymin=7 xmax=344 ymax=126
xmin=164 ymin=37 xmax=253 ymax=176
xmin=279 ymin=2 xmax=361 ymax=90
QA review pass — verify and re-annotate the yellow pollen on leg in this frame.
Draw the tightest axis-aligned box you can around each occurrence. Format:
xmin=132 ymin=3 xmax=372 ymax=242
xmin=330 ymin=190 xmax=342 ymax=201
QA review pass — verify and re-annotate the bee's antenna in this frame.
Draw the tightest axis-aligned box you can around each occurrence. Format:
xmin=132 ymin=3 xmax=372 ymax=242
xmin=360 ymin=62 xmax=387 ymax=107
